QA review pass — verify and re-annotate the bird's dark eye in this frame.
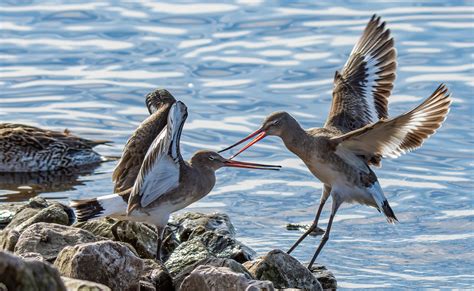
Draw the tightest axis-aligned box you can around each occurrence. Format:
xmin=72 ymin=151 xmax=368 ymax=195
xmin=208 ymin=156 xmax=215 ymax=161
xmin=273 ymin=120 xmax=280 ymax=126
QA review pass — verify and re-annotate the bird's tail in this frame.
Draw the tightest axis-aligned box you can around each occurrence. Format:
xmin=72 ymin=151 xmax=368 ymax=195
xmin=70 ymin=189 xmax=130 ymax=222
xmin=368 ymin=181 xmax=399 ymax=224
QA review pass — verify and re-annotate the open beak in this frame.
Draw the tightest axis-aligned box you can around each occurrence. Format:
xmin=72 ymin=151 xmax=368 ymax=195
xmin=223 ymin=159 xmax=280 ymax=171
xmin=219 ymin=128 xmax=267 ymax=159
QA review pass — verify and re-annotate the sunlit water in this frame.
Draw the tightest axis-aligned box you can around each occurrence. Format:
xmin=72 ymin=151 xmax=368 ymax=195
xmin=1 ymin=1 xmax=473 ymax=288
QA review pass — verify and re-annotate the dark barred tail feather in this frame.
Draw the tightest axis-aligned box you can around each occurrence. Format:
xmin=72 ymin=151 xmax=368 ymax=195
xmin=382 ymin=200 xmax=398 ymax=224
xmin=70 ymin=198 xmax=104 ymax=222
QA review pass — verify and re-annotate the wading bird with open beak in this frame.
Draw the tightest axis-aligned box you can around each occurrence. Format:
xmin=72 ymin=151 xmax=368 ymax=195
xmin=219 ymin=15 xmax=451 ymax=268
xmin=71 ymin=101 xmax=281 ymax=261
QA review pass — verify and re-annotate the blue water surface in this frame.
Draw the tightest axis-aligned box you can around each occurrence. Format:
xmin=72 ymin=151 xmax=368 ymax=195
xmin=1 ymin=0 xmax=473 ymax=288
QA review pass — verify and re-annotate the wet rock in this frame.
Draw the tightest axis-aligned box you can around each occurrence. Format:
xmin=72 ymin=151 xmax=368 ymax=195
xmin=180 ymin=265 xmax=274 ymax=291
xmin=286 ymin=223 xmax=325 ymax=236
xmin=174 ymin=257 xmax=253 ymax=288
xmin=0 ymin=229 xmax=20 ymax=251
xmin=14 ymin=222 xmax=101 ymax=262
xmin=0 ymin=203 xmax=21 ymax=229
xmin=62 ymin=277 xmax=111 ymax=291
xmin=310 ymin=264 xmax=337 ymax=290
xmin=244 ymin=249 xmax=322 ymax=291
xmin=74 ymin=217 xmax=179 ymax=260
xmin=14 ymin=204 xmax=70 ymax=233
xmin=196 ymin=231 xmax=256 ymax=263
xmin=54 ymin=240 xmax=143 ymax=290
xmin=165 ymin=237 xmax=212 ymax=277
xmin=0 ymin=250 xmax=66 ymax=291
xmin=172 ymin=212 xmax=235 ymax=241
xmin=3 ymin=197 xmax=49 ymax=230
xmin=141 ymin=259 xmax=174 ymax=291
xmin=18 ymin=252 xmax=47 ymax=262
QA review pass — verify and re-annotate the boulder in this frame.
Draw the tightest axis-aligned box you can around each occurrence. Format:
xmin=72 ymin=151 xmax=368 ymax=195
xmin=196 ymin=231 xmax=256 ymax=263
xmin=141 ymin=259 xmax=174 ymax=291
xmin=180 ymin=265 xmax=274 ymax=291
xmin=54 ymin=240 xmax=143 ymax=290
xmin=3 ymin=197 xmax=49 ymax=230
xmin=18 ymin=252 xmax=47 ymax=262
xmin=0 ymin=203 xmax=21 ymax=229
xmin=173 ymin=257 xmax=253 ymax=288
xmin=62 ymin=277 xmax=111 ymax=291
xmin=74 ymin=218 xmax=179 ymax=260
xmin=244 ymin=249 xmax=322 ymax=291
xmin=165 ymin=236 xmax=212 ymax=277
xmin=14 ymin=223 xmax=101 ymax=262
xmin=0 ymin=229 xmax=20 ymax=251
xmin=0 ymin=250 xmax=66 ymax=291
xmin=310 ymin=264 xmax=337 ymax=290
xmin=11 ymin=203 xmax=71 ymax=234
xmin=172 ymin=212 xmax=235 ymax=241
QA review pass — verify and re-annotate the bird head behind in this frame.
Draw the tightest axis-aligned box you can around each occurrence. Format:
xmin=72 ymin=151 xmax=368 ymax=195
xmin=145 ymin=88 xmax=177 ymax=114
xmin=190 ymin=150 xmax=281 ymax=171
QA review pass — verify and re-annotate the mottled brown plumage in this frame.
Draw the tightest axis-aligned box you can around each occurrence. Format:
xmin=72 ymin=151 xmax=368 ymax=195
xmin=0 ymin=123 xmax=107 ymax=172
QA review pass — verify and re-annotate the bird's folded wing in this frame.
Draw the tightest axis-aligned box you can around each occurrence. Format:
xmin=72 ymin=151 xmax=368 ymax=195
xmin=325 ymin=15 xmax=396 ymax=133
xmin=331 ymin=84 xmax=451 ymax=160
xmin=127 ymin=101 xmax=188 ymax=213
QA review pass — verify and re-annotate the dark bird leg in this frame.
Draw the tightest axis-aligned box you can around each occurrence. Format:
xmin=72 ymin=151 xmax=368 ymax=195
xmin=287 ymin=185 xmax=331 ymax=254
xmin=307 ymin=198 xmax=341 ymax=269
xmin=155 ymin=225 xmax=164 ymax=262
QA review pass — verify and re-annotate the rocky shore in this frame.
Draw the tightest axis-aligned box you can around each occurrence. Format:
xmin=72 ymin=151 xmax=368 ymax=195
xmin=0 ymin=197 xmax=337 ymax=290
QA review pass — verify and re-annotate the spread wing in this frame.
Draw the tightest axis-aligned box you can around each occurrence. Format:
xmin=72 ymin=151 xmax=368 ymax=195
xmin=331 ymin=84 xmax=451 ymax=163
xmin=127 ymin=101 xmax=188 ymax=213
xmin=325 ymin=15 xmax=397 ymax=133
xmin=112 ymin=90 xmax=176 ymax=192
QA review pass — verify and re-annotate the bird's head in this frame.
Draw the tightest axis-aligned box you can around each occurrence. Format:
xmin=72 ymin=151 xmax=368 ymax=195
xmin=190 ymin=150 xmax=281 ymax=171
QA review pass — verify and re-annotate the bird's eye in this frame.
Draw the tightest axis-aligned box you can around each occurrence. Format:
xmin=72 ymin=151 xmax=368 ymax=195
xmin=208 ymin=156 xmax=215 ymax=161
xmin=273 ymin=120 xmax=280 ymax=126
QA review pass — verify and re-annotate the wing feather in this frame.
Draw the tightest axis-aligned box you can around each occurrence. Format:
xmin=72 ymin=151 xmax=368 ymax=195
xmin=325 ymin=15 xmax=397 ymax=133
xmin=127 ymin=101 xmax=188 ymax=213
xmin=332 ymin=84 xmax=451 ymax=161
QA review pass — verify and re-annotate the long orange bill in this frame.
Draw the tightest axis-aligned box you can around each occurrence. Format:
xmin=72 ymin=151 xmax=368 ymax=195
xmin=224 ymin=159 xmax=280 ymax=171
xmin=218 ymin=128 xmax=267 ymax=159
xmin=219 ymin=128 xmax=264 ymax=153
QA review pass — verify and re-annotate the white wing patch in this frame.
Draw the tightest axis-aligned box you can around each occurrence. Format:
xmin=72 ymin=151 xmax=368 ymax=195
xmin=128 ymin=101 xmax=188 ymax=210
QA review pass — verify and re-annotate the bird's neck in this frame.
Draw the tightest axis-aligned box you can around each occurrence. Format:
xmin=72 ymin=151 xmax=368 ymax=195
xmin=279 ymin=121 xmax=309 ymax=159
xmin=189 ymin=162 xmax=216 ymax=198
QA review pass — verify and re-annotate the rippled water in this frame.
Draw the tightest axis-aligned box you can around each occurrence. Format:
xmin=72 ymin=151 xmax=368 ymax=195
xmin=1 ymin=1 xmax=473 ymax=288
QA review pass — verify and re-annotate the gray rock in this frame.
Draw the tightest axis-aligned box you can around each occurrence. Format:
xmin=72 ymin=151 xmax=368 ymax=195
xmin=18 ymin=252 xmax=47 ymax=262
xmin=286 ymin=223 xmax=325 ymax=236
xmin=62 ymin=277 xmax=111 ymax=291
xmin=172 ymin=212 xmax=235 ymax=241
xmin=141 ymin=259 xmax=174 ymax=291
xmin=0 ymin=250 xmax=66 ymax=291
xmin=74 ymin=217 xmax=179 ymax=260
xmin=0 ymin=229 xmax=20 ymax=251
xmin=310 ymin=264 xmax=337 ymax=290
xmin=0 ymin=204 xmax=21 ymax=229
xmin=197 ymin=231 xmax=256 ymax=263
xmin=165 ymin=237 xmax=212 ymax=277
xmin=4 ymin=197 xmax=50 ymax=229
xmin=244 ymin=249 xmax=322 ymax=291
xmin=14 ymin=223 xmax=101 ymax=262
xmin=180 ymin=265 xmax=274 ymax=291
xmin=174 ymin=257 xmax=253 ymax=288
xmin=54 ymin=240 xmax=143 ymax=290
xmin=14 ymin=204 xmax=70 ymax=233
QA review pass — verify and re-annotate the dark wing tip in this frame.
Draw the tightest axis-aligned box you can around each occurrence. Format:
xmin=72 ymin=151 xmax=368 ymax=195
xmin=70 ymin=198 xmax=104 ymax=222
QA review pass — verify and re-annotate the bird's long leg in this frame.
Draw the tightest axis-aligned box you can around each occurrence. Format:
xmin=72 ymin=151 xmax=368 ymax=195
xmin=155 ymin=225 xmax=164 ymax=262
xmin=307 ymin=198 xmax=341 ymax=269
xmin=287 ymin=185 xmax=331 ymax=254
